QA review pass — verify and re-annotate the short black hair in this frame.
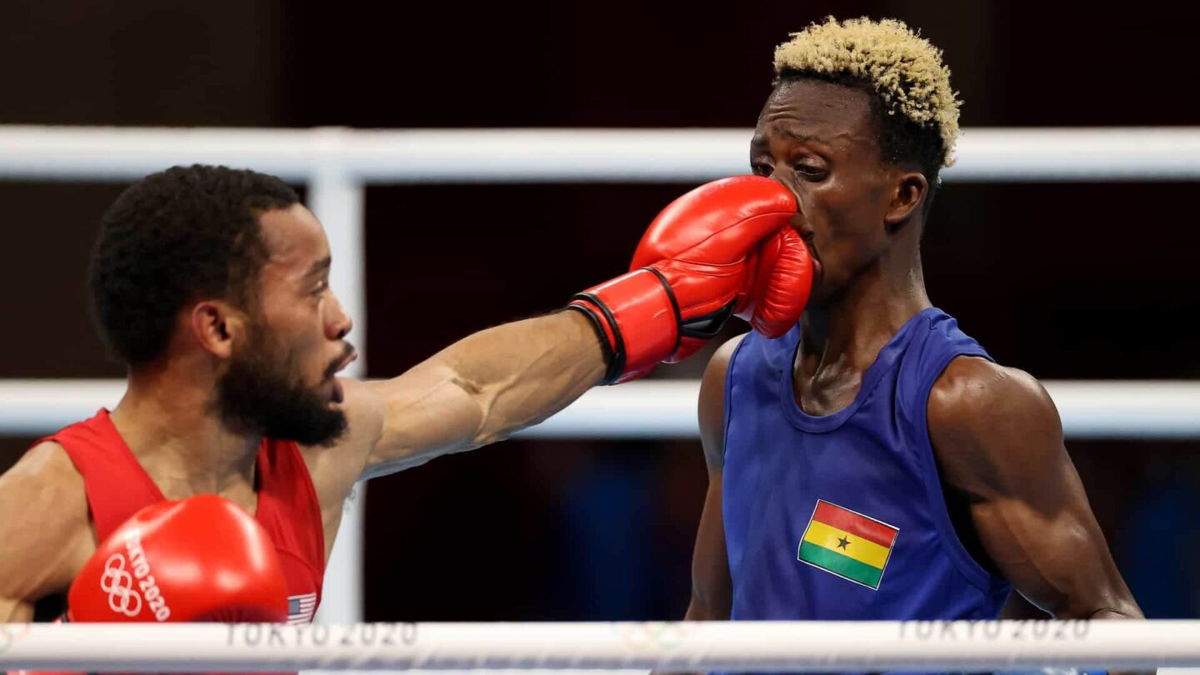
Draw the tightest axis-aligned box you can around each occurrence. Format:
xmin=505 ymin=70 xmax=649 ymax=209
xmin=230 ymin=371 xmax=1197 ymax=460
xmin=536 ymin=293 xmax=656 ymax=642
xmin=778 ymin=70 xmax=946 ymax=195
xmin=89 ymin=164 xmax=300 ymax=365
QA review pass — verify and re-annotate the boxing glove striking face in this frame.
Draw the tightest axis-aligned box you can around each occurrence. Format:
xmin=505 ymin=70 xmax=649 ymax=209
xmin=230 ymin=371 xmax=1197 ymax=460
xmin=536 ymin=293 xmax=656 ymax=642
xmin=570 ymin=176 xmax=813 ymax=383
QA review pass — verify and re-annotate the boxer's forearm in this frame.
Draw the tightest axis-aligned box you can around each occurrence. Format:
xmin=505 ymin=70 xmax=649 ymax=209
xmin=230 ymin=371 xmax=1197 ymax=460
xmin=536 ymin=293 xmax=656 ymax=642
xmin=361 ymin=311 xmax=605 ymax=476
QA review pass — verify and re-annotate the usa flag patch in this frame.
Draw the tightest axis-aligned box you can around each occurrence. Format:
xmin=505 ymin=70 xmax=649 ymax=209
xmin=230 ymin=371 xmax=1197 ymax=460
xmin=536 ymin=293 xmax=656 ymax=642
xmin=287 ymin=592 xmax=317 ymax=624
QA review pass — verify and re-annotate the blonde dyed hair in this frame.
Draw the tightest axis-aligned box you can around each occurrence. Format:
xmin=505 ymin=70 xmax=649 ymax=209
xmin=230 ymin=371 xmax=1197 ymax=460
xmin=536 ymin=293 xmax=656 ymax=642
xmin=773 ymin=16 xmax=960 ymax=168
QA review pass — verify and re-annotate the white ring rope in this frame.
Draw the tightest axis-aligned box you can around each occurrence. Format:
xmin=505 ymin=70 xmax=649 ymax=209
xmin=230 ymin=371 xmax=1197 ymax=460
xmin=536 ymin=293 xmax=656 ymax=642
xmin=1 ymin=620 xmax=1197 ymax=672
xmin=0 ymin=126 xmax=1198 ymax=182
xmin=1 ymin=126 xmax=1195 ymax=630
xmin=2 ymin=379 xmax=1200 ymax=439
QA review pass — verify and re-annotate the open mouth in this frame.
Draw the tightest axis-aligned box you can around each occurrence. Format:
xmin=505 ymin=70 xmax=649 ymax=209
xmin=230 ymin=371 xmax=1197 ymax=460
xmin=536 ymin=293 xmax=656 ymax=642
xmin=325 ymin=346 xmax=358 ymax=379
xmin=325 ymin=345 xmax=357 ymax=405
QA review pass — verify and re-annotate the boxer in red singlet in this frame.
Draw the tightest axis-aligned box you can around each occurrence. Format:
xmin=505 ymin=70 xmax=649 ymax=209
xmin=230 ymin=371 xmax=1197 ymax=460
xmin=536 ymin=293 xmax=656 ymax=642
xmin=0 ymin=166 xmax=814 ymax=626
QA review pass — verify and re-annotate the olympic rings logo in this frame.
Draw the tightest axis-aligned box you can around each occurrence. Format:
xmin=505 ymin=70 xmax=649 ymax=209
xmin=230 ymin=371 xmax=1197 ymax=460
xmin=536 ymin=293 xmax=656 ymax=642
xmin=613 ymin=621 xmax=694 ymax=651
xmin=100 ymin=553 xmax=143 ymax=617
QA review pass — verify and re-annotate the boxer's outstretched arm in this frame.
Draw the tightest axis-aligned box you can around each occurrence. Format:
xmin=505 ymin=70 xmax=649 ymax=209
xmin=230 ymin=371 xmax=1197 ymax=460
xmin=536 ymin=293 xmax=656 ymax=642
xmin=928 ymin=356 xmax=1143 ymax=620
xmin=357 ymin=310 xmax=605 ymax=478
xmin=0 ymin=442 xmax=94 ymax=620
xmin=341 ymin=177 xmax=809 ymax=481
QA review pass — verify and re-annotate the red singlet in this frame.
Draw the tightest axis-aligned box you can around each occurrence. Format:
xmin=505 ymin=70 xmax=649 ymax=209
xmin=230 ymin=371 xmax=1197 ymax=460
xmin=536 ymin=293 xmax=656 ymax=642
xmin=41 ymin=409 xmax=326 ymax=624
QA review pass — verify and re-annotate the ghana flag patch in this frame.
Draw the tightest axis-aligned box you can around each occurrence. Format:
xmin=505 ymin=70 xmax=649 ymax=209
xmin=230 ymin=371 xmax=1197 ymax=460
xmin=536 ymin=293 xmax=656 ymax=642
xmin=797 ymin=500 xmax=899 ymax=590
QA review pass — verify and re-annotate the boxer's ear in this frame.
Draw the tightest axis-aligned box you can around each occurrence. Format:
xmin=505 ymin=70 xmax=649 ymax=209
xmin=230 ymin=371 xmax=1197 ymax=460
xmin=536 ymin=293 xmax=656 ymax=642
xmin=190 ymin=300 xmax=242 ymax=360
xmin=884 ymin=170 xmax=928 ymax=233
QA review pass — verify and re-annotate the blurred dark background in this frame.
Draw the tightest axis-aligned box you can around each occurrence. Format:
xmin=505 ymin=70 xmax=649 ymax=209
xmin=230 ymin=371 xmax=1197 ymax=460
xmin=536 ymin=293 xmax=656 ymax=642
xmin=2 ymin=0 xmax=1199 ymax=620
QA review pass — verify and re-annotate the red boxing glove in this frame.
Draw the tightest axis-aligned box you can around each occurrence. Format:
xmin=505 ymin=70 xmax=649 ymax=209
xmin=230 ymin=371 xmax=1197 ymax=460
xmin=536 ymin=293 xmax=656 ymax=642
xmin=67 ymin=494 xmax=288 ymax=623
xmin=569 ymin=176 xmax=813 ymax=384
xmin=738 ymin=225 xmax=814 ymax=337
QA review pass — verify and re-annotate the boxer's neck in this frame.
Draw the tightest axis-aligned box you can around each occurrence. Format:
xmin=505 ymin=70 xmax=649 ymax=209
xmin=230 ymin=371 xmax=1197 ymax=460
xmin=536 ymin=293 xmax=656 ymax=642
xmin=793 ymin=244 xmax=929 ymax=415
xmin=111 ymin=362 xmax=260 ymax=502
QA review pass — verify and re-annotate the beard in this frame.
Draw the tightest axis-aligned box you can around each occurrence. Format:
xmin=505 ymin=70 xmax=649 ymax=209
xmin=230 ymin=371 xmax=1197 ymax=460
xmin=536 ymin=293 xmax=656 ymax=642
xmin=216 ymin=326 xmax=349 ymax=447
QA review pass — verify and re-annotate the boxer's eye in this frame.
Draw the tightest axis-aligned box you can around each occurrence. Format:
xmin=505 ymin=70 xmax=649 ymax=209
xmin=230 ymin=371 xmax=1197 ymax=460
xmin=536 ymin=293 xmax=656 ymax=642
xmin=750 ymin=162 xmax=772 ymax=177
xmin=793 ymin=163 xmax=827 ymax=180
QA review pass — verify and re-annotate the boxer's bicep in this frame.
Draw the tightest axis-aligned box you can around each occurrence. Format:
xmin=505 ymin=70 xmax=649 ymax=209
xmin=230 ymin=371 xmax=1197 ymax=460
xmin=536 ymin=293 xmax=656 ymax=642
xmin=361 ymin=311 xmax=606 ymax=478
xmin=929 ymin=359 xmax=1142 ymax=620
xmin=0 ymin=443 xmax=93 ymax=615
xmin=358 ymin=360 xmax=488 ymax=477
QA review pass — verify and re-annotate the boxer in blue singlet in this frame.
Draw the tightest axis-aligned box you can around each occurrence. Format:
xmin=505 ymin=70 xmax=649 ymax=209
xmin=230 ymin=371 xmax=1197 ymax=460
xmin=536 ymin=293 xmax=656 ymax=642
xmin=682 ymin=17 xmax=1145 ymax=675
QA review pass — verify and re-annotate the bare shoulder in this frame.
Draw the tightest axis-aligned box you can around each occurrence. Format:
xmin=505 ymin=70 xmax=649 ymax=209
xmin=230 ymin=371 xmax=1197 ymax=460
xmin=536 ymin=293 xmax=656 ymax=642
xmin=698 ymin=334 xmax=749 ymax=471
xmin=0 ymin=441 xmax=95 ymax=602
xmin=1 ymin=441 xmax=88 ymax=514
xmin=927 ymin=356 xmax=1064 ymax=495
xmin=335 ymin=376 xmax=386 ymax=450
xmin=299 ymin=378 xmax=385 ymax=497
xmin=928 ymin=356 xmax=1058 ymax=434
